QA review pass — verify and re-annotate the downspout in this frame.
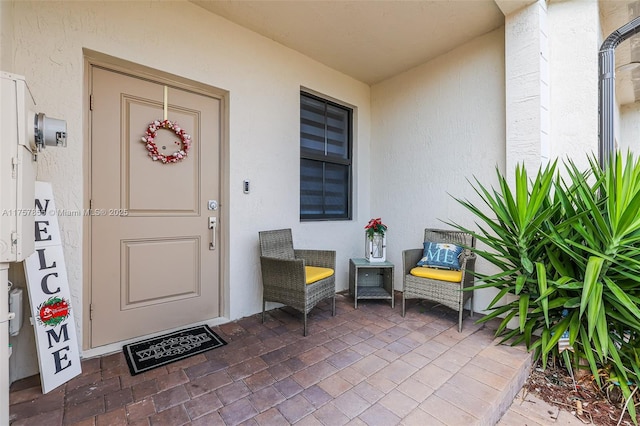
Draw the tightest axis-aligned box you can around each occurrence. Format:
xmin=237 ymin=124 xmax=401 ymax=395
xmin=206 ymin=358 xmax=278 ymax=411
xmin=599 ymin=16 xmax=640 ymax=169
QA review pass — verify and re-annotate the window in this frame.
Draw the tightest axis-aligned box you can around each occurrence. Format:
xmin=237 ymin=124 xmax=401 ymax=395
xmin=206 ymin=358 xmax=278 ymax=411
xmin=300 ymin=92 xmax=353 ymax=220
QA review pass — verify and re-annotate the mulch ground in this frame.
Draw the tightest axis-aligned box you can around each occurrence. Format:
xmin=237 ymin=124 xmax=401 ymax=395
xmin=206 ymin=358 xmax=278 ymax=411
xmin=524 ymin=359 xmax=638 ymax=425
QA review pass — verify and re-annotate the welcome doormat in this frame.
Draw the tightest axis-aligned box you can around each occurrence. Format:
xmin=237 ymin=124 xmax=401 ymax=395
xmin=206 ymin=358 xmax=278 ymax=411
xmin=123 ymin=325 xmax=227 ymax=376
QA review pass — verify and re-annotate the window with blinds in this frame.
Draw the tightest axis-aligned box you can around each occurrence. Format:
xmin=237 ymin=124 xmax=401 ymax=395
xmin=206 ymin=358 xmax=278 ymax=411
xmin=300 ymin=92 xmax=352 ymax=220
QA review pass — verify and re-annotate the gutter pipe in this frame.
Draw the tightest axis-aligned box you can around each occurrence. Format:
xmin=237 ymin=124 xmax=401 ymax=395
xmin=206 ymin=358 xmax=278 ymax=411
xmin=599 ymin=16 xmax=640 ymax=169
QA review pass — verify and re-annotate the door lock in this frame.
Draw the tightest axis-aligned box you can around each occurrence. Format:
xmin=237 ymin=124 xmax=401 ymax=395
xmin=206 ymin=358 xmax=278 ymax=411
xmin=208 ymin=200 xmax=218 ymax=210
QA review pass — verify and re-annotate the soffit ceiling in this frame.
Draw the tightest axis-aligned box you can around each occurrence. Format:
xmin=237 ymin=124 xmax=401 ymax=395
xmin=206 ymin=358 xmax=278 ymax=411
xmin=190 ymin=0 xmax=640 ymax=102
xmin=190 ymin=0 xmax=506 ymax=85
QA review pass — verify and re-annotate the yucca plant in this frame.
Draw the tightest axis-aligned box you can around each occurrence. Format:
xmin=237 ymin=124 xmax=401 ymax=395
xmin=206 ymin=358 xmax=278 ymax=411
xmin=449 ymin=151 xmax=640 ymax=422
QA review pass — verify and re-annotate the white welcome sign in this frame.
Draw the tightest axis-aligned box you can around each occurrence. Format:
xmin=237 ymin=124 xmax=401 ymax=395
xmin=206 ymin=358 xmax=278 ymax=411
xmin=24 ymin=182 xmax=81 ymax=393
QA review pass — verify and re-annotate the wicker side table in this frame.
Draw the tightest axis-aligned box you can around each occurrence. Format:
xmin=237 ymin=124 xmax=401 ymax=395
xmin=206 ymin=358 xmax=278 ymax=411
xmin=348 ymin=258 xmax=394 ymax=309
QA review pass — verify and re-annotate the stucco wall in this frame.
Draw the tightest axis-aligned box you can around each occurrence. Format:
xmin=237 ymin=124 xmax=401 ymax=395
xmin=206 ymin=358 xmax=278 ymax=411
xmin=8 ymin=0 xmax=371 ymax=357
xmin=620 ymin=102 xmax=640 ymax=153
xmin=370 ymin=28 xmax=506 ymax=314
xmin=0 ymin=1 xmax=13 ymax=71
xmin=504 ymin=0 xmax=550 ymax=177
xmin=548 ymin=0 xmax=600 ymax=169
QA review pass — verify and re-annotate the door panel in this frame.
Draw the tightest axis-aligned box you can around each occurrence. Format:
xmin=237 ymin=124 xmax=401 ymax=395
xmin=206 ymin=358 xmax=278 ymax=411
xmin=124 ymin=98 xmax=200 ymax=214
xmin=121 ymin=237 xmax=199 ymax=307
xmin=90 ymin=67 xmax=220 ymax=347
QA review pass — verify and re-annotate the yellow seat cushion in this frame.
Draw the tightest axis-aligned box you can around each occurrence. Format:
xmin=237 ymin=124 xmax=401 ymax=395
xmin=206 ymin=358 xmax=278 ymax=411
xmin=410 ymin=267 xmax=462 ymax=283
xmin=305 ymin=266 xmax=334 ymax=285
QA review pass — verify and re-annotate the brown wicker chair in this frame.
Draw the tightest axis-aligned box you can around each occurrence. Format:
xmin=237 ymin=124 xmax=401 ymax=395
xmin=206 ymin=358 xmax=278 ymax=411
xmin=258 ymin=228 xmax=336 ymax=336
xmin=402 ymin=228 xmax=476 ymax=332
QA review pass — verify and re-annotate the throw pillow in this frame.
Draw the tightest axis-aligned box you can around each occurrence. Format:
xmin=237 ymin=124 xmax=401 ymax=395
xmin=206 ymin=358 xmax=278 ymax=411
xmin=416 ymin=241 xmax=463 ymax=270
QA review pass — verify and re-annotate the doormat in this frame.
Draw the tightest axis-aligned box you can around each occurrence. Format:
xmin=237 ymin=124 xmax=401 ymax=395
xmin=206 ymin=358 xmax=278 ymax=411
xmin=122 ymin=325 xmax=227 ymax=376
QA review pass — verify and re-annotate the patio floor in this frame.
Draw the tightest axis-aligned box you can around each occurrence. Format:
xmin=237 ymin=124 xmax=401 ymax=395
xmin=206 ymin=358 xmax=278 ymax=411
xmin=10 ymin=292 xmax=535 ymax=426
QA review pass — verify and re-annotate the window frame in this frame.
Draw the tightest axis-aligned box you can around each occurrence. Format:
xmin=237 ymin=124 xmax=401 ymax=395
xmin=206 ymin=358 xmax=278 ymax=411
xmin=299 ymin=91 xmax=353 ymax=221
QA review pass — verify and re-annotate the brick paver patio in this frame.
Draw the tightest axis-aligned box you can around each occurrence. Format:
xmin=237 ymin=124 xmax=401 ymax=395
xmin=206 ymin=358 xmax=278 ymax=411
xmin=9 ymin=292 xmax=533 ymax=425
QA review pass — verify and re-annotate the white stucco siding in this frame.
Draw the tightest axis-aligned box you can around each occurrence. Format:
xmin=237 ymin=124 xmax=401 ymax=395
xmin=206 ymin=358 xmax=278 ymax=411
xmin=370 ymin=28 xmax=506 ymax=314
xmin=8 ymin=0 xmax=371 ymax=352
xmin=0 ymin=1 xmax=14 ymax=71
xmin=504 ymin=0 xmax=549 ymax=178
xmin=620 ymin=102 xmax=640 ymax=152
xmin=548 ymin=0 xmax=600 ymax=169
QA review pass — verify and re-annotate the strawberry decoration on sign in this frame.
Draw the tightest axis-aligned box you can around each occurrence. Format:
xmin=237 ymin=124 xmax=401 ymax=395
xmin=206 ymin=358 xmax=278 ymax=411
xmin=37 ymin=296 xmax=71 ymax=327
xmin=142 ymin=119 xmax=191 ymax=164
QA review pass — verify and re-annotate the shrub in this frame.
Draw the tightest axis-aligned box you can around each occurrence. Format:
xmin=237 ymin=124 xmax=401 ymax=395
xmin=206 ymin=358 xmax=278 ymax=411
xmin=450 ymin=151 xmax=640 ymax=422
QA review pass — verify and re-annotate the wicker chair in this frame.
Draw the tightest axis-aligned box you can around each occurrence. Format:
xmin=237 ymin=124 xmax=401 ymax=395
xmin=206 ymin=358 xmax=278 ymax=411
xmin=402 ymin=228 xmax=476 ymax=332
xmin=258 ymin=228 xmax=336 ymax=336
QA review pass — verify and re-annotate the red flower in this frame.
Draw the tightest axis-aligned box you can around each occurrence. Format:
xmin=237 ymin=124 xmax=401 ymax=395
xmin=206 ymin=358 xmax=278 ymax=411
xmin=365 ymin=218 xmax=387 ymax=238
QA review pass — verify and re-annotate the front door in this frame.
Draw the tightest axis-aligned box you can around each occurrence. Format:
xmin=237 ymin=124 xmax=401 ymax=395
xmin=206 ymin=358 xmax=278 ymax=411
xmin=90 ymin=66 xmax=221 ymax=347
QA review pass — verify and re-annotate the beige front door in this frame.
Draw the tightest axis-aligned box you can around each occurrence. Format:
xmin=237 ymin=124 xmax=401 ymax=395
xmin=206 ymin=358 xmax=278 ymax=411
xmin=90 ymin=66 xmax=221 ymax=347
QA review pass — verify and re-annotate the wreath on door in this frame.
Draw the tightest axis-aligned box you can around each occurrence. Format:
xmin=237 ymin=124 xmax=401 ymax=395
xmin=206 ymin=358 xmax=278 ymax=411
xmin=141 ymin=119 xmax=191 ymax=164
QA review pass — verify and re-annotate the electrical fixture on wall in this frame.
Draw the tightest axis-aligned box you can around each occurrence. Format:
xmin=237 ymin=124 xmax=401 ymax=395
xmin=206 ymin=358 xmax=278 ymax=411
xmin=34 ymin=112 xmax=67 ymax=151
xmin=1 ymin=71 xmax=68 ymax=426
